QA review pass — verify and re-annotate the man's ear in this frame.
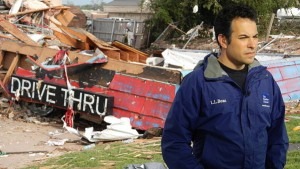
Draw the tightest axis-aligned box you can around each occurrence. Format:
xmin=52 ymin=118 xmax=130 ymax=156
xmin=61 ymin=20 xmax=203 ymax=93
xmin=218 ymin=34 xmax=228 ymax=49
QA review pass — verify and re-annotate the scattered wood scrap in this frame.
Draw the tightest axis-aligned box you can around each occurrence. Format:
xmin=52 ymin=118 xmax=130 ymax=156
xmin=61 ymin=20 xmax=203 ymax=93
xmin=0 ymin=1 xmax=152 ymax=86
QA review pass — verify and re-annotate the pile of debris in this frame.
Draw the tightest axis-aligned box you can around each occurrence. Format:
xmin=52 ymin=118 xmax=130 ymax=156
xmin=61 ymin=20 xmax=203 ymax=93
xmin=0 ymin=0 xmax=148 ymax=63
xmin=0 ymin=0 xmax=158 ymax=131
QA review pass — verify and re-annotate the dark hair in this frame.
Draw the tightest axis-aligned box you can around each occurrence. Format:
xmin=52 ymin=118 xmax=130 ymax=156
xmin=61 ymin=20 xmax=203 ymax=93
xmin=214 ymin=4 xmax=257 ymax=46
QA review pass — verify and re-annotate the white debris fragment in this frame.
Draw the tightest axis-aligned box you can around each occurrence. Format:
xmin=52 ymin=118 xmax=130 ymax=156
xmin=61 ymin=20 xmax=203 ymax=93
xmin=46 ymin=139 xmax=69 ymax=146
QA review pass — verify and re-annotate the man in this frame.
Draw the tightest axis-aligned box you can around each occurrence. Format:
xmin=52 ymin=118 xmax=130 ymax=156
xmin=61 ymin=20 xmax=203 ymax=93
xmin=161 ymin=4 xmax=289 ymax=169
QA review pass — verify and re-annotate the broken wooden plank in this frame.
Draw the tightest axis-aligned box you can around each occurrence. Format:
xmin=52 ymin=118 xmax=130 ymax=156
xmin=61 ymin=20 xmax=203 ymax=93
xmin=0 ymin=33 xmax=15 ymax=40
xmin=0 ymin=40 xmax=90 ymax=63
xmin=102 ymin=50 xmax=121 ymax=60
xmin=2 ymin=52 xmax=32 ymax=70
xmin=0 ymin=41 xmax=181 ymax=84
xmin=112 ymin=40 xmax=148 ymax=56
xmin=0 ymin=18 xmax=39 ymax=46
xmin=120 ymin=51 xmax=129 ymax=62
xmin=3 ymin=53 xmax=19 ymax=85
xmin=112 ymin=41 xmax=148 ymax=63
xmin=55 ymin=24 xmax=88 ymax=42
xmin=53 ymin=30 xmax=89 ymax=50
xmin=5 ymin=6 xmax=70 ymax=18
xmin=2 ymin=52 xmax=15 ymax=70
xmin=0 ymin=51 xmax=3 ymax=67
xmin=55 ymin=9 xmax=75 ymax=27
xmin=127 ymin=51 xmax=139 ymax=62
xmin=78 ymin=28 xmax=120 ymax=51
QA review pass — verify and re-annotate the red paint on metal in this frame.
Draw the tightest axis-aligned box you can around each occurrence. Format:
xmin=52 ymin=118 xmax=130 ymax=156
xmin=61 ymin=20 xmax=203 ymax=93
xmin=277 ymin=77 xmax=300 ymax=94
xmin=267 ymin=68 xmax=283 ymax=81
xmin=113 ymin=108 xmax=165 ymax=130
xmin=109 ymin=74 xmax=175 ymax=102
xmin=279 ymin=65 xmax=300 ymax=79
xmin=13 ymin=67 xmax=176 ymax=130
xmin=141 ymin=98 xmax=171 ymax=120
xmin=107 ymin=90 xmax=145 ymax=113
xmin=16 ymin=68 xmax=82 ymax=88
xmin=16 ymin=67 xmax=36 ymax=77
xmin=83 ymin=86 xmax=108 ymax=94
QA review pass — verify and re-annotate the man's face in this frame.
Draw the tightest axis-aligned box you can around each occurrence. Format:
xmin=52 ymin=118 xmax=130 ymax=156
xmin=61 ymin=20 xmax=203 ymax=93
xmin=220 ymin=17 xmax=258 ymax=69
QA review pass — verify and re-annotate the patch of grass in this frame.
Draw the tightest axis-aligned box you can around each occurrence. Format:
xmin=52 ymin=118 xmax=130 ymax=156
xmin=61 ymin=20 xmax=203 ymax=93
xmin=25 ymin=115 xmax=300 ymax=169
xmin=25 ymin=138 xmax=164 ymax=169
xmin=286 ymin=151 xmax=300 ymax=169
xmin=286 ymin=114 xmax=300 ymax=143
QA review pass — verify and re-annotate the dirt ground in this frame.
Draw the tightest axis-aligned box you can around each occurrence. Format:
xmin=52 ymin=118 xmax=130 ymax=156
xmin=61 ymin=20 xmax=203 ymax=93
xmin=0 ymin=102 xmax=299 ymax=169
xmin=0 ymin=100 xmax=99 ymax=169
xmin=0 ymin=116 xmax=85 ymax=169
xmin=0 ymin=100 xmax=157 ymax=169
xmin=0 ymin=94 xmax=300 ymax=169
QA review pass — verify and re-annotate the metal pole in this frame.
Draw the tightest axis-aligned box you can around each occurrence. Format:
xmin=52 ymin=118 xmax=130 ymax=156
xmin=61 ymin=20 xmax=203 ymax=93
xmin=110 ymin=19 xmax=116 ymax=42
xmin=154 ymin=24 xmax=170 ymax=43
xmin=90 ymin=18 xmax=94 ymax=34
xmin=183 ymin=22 xmax=203 ymax=49
xmin=42 ymin=11 xmax=44 ymax=34
xmin=133 ymin=20 xmax=136 ymax=47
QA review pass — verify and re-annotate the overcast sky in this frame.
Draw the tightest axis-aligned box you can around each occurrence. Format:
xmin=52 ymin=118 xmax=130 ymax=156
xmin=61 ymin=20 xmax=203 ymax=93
xmin=62 ymin=0 xmax=113 ymax=6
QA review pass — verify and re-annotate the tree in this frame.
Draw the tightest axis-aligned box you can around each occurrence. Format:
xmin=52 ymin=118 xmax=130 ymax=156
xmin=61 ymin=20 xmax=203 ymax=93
xmin=146 ymin=0 xmax=300 ymax=44
xmin=90 ymin=0 xmax=103 ymax=6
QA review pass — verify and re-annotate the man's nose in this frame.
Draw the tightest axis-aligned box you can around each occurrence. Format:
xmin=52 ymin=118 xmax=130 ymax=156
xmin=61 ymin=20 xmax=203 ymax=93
xmin=248 ymin=38 xmax=257 ymax=48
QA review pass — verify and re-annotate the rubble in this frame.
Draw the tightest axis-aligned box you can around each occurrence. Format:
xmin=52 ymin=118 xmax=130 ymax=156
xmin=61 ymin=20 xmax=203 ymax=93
xmin=0 ymin=0 xmax=173 ymax=131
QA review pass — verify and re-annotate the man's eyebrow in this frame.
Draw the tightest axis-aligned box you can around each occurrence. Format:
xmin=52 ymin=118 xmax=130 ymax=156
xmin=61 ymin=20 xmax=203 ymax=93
xmin=238 ymin=33 xmax=258 ymax=37
xmin=238 ymin=34 xmax=250 ymax=38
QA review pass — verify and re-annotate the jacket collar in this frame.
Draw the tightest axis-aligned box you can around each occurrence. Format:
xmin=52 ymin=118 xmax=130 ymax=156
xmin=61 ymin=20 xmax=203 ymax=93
xmin=203 ymin=53 xmax=262 ymax=79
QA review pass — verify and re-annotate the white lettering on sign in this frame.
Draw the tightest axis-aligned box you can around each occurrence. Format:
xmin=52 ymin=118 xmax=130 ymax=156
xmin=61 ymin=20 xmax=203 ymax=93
xmin=46 ymin=85 xmax=56 ymax=104
xmin=21 ymin=79 xmax=31 ymax=97
xmin=83 ymin=93 xmax=94 ymax=113
xmin=96 ymin=98 xmax=107 ymax=115
xmin=61 ymin=88 xmax=69 ymax=107
xmin=10 ymin=76 xmax=111 ymax=115
xmin=37 ymin=83 xmax=47 ymax=101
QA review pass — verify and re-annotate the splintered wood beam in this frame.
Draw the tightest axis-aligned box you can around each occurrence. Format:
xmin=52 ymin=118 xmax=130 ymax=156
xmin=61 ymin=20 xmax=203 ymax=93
xmin=0 ymin=41 xmax=182 ymax=84
xmin=3 ymin=53 xmax=19 ymax=85
xmin=5 ymin=6 xmax=70 ymax=18
xmin=55 ymin=9 xmax=75 ymax=27
xmin=0 ymin=51 xmax=3 ymax=67
xmin=0 ymin=18 xmax=39 ymax=46
xmin=138 ymin=54 xmax=147 ymax=63
xmin=0 ymin=33 xmax=15 ymax=40
xmin=102 ymin=50 xmax=121 ymax=60
xmin=55 ymin=24 xmax=88 ymax=42
xmin=0 ymin=40 xmax=91 ymax=64
xmin=112 ymin=41 xmax=149 ymax=59
xmin=127 ymin=51 xmax=139 ymax=62
xmin=78 ymin=28 xmax=120 ymax=51
xmin=120 ymin=51 xmax=129 ymax=62
xmin=53 ymin=30 xmax=89 ymax=50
